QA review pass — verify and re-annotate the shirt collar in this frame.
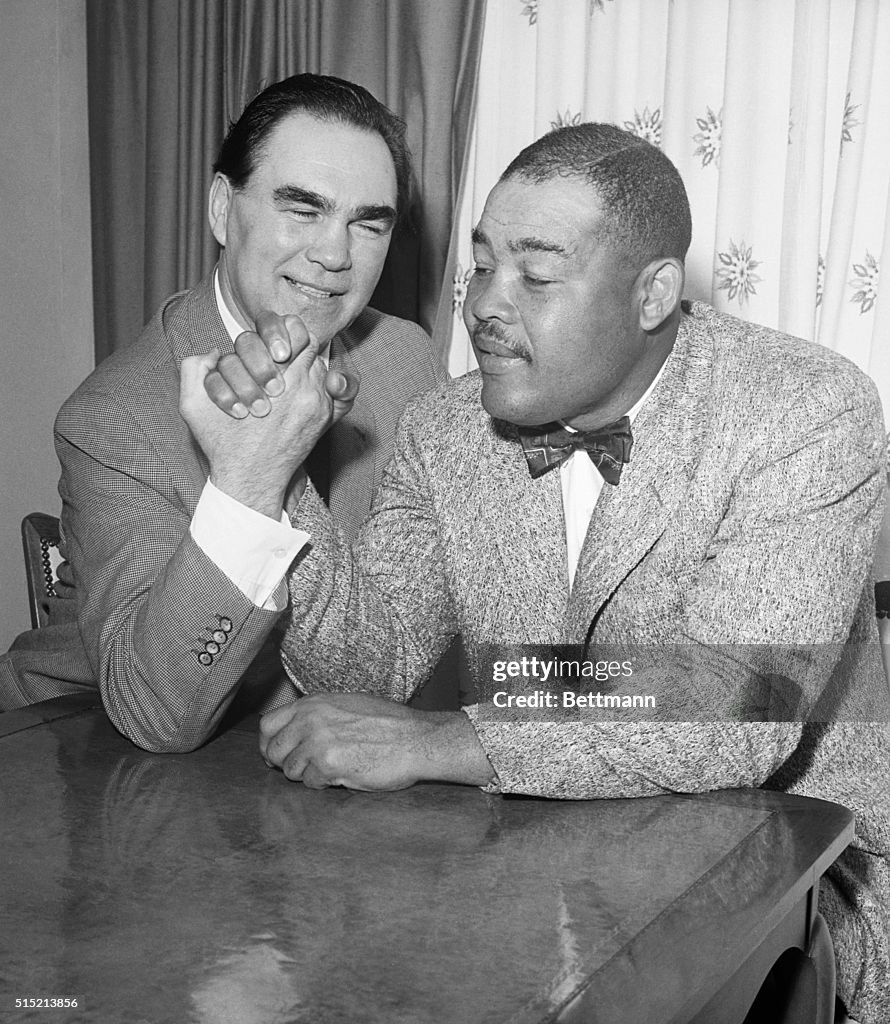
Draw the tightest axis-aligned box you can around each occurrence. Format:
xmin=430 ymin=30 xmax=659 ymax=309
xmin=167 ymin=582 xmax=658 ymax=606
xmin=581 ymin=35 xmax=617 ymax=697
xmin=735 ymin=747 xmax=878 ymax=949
xmin=214 ymin=267 xmax=249 ymax=343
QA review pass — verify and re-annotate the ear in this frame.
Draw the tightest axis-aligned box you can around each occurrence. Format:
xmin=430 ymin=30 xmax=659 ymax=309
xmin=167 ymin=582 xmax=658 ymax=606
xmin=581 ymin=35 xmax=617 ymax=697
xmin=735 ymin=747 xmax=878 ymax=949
xmin=208 ymin=173 xmax=234 ymax=247
xmin=637 ymin=258 xmax=684 ymax=332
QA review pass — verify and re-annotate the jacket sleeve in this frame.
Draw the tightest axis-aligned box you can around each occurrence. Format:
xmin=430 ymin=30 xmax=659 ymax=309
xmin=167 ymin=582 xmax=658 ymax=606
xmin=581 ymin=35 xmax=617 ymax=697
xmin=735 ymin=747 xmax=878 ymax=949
xmin=282 ymin=399 xmax=460 ymax=700
xmin=56 ymin=393 xmax=282 ymax=754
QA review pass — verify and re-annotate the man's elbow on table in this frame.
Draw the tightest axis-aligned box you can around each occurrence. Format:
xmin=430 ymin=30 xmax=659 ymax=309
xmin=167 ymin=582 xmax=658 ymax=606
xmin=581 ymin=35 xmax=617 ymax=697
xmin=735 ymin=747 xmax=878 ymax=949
xmin=107 ymin=713 xmax=211 ymax=756
xmin=101 ymin=684 xmax=223 ymax=756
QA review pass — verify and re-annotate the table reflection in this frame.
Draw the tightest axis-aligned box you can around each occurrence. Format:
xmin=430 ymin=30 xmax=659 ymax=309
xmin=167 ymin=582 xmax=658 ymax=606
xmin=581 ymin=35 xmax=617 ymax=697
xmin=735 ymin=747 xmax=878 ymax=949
xmin=0 ymin=704 xmax=851 ymax=1024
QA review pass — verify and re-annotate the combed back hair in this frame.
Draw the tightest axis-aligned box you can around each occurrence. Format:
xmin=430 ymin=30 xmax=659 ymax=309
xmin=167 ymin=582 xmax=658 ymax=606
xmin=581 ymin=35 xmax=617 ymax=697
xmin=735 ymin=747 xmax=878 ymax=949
xmin=214 ymin=73 xmax=411 ymax=220
xmin=501 ymin=123 xmax=692 ymax=269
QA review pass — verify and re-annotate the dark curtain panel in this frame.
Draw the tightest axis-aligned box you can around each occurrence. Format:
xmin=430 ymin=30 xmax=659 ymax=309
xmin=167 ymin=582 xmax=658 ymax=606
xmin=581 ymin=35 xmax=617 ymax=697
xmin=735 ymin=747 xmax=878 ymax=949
xmin=86 ymin=0 xmax=485 ymax=362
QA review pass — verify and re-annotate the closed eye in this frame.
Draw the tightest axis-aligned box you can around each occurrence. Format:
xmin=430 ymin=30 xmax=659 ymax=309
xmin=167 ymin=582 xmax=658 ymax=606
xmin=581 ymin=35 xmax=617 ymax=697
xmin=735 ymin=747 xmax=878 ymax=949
xmin=288 ymin=207 xmax=319 ymax=220
xmin=352 ymin=203 xmax=396 ymax=237
xmin=352 ymin=220 xmax=392 ymax=237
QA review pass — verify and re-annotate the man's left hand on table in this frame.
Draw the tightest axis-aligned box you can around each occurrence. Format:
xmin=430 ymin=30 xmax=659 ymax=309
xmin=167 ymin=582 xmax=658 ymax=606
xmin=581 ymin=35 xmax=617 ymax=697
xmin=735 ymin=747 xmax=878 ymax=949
xmin=259 ymin=693 xmax=495 ymax=791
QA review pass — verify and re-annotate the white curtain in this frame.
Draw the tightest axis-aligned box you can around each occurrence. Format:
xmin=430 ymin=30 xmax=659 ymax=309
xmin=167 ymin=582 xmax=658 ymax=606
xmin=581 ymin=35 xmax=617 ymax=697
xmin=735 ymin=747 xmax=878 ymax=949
xmin=443 ymin=0 xmax=890 ymax=418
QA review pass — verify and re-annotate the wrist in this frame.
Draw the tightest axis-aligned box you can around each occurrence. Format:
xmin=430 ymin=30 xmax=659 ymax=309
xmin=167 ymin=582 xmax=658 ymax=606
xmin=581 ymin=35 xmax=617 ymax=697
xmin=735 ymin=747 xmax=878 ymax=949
xmin=209 ymin=473 xmax=285 ymax=520
xmin=418 ymin=711 xmax=496 ymax=787
xmin=284 ymin=469 xmax=309 ymax=515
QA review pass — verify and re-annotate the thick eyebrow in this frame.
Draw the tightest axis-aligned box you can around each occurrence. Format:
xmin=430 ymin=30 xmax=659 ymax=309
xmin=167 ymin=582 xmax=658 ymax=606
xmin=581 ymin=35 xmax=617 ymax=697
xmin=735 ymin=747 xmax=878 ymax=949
xmin=272 ymin=185 xmax=395 ymax=225
xmin=507 ymin=236 xmax=571 ymax=258
xmin=471 ymin=226 xmax=570 ymax=258
xmin=354 ymin=203 xmax=397 ymax=225
xmin=273 ymin=185 xmax=332 ymax=212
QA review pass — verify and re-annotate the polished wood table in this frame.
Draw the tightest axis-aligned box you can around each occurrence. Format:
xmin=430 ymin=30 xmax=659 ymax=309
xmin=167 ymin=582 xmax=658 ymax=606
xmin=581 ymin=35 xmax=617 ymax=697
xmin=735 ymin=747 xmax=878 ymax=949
xmin=0 ymin=695 xmax=852 ymax=1024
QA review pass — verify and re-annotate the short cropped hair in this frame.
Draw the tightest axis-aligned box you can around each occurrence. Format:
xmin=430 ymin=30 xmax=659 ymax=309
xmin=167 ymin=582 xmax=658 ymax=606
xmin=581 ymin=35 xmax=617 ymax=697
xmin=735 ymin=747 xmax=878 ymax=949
xmin=214 ymin=73 xmax=411 ymax=219
xmin=501 ymin=123 xmax=692 ymax=269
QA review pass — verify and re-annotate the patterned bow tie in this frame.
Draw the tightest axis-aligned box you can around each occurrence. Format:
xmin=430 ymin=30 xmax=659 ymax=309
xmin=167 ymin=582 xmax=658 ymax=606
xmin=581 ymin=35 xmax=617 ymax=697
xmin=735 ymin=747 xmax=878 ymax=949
xmin=519 ymin=417 xmax=633 ymax=485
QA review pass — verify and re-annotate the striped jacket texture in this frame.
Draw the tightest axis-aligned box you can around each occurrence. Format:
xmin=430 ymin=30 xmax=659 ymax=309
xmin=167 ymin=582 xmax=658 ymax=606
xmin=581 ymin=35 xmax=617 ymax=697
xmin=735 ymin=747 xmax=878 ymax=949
xmin=281 ymin=303 xmax=890 ymax=1022
xmin=0 ymin=272 xmax=444 ymax=752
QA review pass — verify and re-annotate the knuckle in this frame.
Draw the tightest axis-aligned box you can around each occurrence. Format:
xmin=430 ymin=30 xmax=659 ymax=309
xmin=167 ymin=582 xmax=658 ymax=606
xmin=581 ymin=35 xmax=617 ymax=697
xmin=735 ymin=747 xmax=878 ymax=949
xmin=283 ymin=314 xmax=307 ymax=336
xmin=233 ymin=330 xmax=259 ymax=354
xmin=217 ymin=352 xmax=245 ymax=373
xmin=235 ymin=331 xmax=260 ymax=353
xmin=314 ymin=749 xmax=339 ymax=777
xmin=265 ymin=730 xmax=286 ymax=757
xmin=239 ymin=347 xmax=279 ymax=383
xmin=256 ymin=309 xmax=284 ymax=329
xmin=203 ymin=371 xmax=225 ymax=396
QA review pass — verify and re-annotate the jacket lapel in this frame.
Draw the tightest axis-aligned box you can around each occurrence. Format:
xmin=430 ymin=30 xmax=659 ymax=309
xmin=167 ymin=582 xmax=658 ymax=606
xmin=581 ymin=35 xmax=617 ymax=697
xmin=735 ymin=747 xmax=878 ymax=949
xmin=471 ymin=417 xmax=570 ymax=641
xmin=168 ymin=271 xmax=232 ymax=507
xmin=181 ymin=269 xmax=234 ymax=361
xmin=565 ymin=314 xmax=714 ymax=640
xmin=327 ymin=332 xmax=375 ymax=470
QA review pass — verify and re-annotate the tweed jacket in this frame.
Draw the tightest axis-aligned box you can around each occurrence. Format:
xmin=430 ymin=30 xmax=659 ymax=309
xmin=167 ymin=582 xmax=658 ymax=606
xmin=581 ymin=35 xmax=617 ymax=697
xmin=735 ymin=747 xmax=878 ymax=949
xmin=0 ymin=271 xmax=444 ymax=752
xmin=281 ymin=303 xmax=889 ymax=1021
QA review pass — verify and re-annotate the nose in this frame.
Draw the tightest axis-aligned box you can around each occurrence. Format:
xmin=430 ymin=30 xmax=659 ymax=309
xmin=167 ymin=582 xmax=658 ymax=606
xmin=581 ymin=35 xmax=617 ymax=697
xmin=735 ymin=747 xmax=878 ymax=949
xmin=465 ymin=270 xmax=517 ymax=326
xmin=305 ymin=219 xmax=352 ymax=272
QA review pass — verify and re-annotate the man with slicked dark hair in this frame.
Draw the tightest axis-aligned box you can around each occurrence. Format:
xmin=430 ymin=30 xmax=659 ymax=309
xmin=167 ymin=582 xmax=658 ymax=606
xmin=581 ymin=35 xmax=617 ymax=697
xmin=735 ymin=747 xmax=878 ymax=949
xmin=213 ymin=73 xmax=413 ymax=221
xmin=0 ymin=74 xmax=444 ymax=752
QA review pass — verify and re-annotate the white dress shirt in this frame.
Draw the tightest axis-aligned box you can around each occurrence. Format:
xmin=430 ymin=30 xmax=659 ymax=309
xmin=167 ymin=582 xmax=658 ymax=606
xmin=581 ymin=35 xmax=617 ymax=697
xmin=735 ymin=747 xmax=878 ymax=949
xmin=560 ymin=366 xmax=666 ymax=590
xmin=189 ymin=273 xmax=310 ymax=610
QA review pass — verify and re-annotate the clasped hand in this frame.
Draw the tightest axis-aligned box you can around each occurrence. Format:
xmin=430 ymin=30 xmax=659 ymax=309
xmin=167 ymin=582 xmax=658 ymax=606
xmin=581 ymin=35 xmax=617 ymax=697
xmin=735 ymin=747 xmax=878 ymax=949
xmin=179 ymin=311 xmax=358 ymax=517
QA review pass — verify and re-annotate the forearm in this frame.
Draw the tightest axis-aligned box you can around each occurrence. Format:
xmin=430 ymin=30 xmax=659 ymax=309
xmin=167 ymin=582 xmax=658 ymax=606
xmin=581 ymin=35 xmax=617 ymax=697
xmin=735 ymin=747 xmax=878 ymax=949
xmin=59 ymin=437 xmax=281 ymax=752
xmin=91 ymin=534 xmax=281 ymax=752
xmin=465 ymin=716 xmax=803 ymax=799
xmin=283 ymin=484 xmax=457 ymax=701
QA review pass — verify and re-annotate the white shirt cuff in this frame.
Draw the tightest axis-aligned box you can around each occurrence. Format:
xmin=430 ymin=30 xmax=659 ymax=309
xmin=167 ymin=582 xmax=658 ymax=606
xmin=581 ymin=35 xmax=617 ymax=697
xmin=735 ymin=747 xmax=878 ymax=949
xmin=190 ymin=480 xmax=309 ymax=611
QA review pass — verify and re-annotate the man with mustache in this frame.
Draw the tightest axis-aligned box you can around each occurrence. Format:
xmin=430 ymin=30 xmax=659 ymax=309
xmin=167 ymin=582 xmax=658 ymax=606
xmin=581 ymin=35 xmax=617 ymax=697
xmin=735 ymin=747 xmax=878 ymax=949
xmin=0 ymin=74 xmax=443 ymax=752
xmin=184 ymin=123 xmax=887 ymax=1021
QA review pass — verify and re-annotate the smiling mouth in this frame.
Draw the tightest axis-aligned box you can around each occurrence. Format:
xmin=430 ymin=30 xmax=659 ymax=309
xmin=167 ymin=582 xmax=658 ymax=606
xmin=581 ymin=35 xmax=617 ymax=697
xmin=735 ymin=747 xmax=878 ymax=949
xmin=284 ymin=276 xmax=341 ymax=300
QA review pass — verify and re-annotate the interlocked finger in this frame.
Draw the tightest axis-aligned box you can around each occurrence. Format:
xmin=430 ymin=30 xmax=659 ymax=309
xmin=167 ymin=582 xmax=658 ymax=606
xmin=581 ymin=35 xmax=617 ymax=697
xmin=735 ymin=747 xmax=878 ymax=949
xmin=203 ymin=365 xmax=249 ymax=419
xmin=214 ymin=350 xmax=272 ymax=417
xmin=234 ymin=331 xmax=286 ymax=398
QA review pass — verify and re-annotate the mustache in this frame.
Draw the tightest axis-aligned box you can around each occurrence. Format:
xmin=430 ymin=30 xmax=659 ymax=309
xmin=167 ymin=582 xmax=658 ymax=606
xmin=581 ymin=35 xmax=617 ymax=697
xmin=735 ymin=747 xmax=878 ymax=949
xmin=471 ymin=323 xmax=531 ymax=361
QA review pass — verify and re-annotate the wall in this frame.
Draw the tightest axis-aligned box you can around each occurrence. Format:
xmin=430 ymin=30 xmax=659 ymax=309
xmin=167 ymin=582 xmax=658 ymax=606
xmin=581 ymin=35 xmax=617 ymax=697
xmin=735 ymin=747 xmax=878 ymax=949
xmin=0 ymin=0 xmax=94 ymax=650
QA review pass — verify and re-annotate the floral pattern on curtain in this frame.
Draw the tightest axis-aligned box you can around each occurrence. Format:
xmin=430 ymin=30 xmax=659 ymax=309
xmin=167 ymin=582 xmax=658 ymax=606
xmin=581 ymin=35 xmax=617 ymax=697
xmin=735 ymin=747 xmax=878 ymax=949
xmin=444 ymin=0 xmax=889 ymax=418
